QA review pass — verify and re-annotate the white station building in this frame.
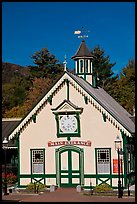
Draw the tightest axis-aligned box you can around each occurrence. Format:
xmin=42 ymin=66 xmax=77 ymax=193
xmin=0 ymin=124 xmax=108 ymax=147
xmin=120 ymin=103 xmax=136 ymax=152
xmin=7 ymin=38 xmax=135 ymax=189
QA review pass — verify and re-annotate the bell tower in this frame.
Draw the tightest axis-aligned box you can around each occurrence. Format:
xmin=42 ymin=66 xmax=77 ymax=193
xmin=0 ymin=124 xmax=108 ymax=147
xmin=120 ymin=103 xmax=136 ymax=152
xmin=71 ymin=38 xmax=95 ymax=86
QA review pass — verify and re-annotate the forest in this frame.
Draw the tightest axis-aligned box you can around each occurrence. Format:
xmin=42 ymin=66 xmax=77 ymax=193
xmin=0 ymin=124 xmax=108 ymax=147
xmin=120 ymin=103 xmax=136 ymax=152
xmin=2 ymin=46 xmax=135 ymax=118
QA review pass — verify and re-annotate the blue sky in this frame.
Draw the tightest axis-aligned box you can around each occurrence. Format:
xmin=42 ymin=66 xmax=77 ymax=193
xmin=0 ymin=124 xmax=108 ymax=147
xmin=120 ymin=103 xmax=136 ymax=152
xmin=2 ymin=2 xmax=135 ymax=76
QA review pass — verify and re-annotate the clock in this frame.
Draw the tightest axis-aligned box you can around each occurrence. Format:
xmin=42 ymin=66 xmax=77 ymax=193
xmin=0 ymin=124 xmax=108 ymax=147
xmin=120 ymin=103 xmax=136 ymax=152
xmin=60 ymin=115 xmax=77 ymax=133
xmin=52 ymin=100 xmax=83 ymax=139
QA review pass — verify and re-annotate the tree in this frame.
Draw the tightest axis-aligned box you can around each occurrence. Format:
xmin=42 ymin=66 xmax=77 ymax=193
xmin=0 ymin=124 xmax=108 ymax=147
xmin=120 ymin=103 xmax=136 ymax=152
xmin=3 ymin=77 xmax=52 ymax=117
xmin=2 ymin=62 xmax=32 ymax=116
xmin=116 ymin=59 xmax=135 ymax=114
xmin=2 ymin=79 xmax=27 ymax=115
xmin=91 ymin=46 xmax=135 ymax=114
xmin=2 ymin=48 xmax=64 ymax=117
xmin=92 ymin=45 xmax=116 ymax=88
xmin=29 ymin=48 xmax=64 ymax=79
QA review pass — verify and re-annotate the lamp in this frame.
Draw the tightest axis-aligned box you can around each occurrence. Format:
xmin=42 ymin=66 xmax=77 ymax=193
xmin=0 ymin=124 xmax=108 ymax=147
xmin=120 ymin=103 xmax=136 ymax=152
xmin=114 ymin=135 xmax=123 ymax=198
xmin=3 ymin=137 xmax=9 ymax=195
xmin=115 ymin=135 xmax=122 ymax=151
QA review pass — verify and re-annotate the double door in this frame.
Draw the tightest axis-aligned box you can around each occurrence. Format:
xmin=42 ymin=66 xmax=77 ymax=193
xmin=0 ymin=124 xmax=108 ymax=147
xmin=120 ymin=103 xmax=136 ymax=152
xmin=58 ymin=147 xmax=83 ymax=187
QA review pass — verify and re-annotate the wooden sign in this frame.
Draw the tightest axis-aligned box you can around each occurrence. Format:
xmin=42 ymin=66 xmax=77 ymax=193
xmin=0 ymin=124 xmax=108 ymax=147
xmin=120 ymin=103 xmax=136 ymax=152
xmin=48 ymin=140 xmax=91 ymax=147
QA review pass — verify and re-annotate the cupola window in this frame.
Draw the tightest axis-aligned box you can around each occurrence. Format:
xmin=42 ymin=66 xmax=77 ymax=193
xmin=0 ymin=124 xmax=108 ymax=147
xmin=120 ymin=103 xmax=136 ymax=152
xmin=80 ymin=60 xmax=83 ymax=73
xmin=85 ymin=59 xmax=88 ymax=73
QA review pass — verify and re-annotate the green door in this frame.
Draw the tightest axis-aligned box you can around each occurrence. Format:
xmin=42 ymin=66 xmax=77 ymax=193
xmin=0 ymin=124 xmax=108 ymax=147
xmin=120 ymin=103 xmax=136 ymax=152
xmin=59 ymin=148 xmax=81 ymax=187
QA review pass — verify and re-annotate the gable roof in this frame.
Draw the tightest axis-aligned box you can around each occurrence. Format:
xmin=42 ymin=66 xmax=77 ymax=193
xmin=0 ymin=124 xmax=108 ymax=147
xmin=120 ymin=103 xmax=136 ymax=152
xmin=7 ymin=71 xmax=135 ymax=140
xmin=67 ymin=72 xmax=135 ymax=134
xmin=71 ymin=39 xmax=93 ymax=59
xmin=129 ymin=116 xmax=135 ymax=124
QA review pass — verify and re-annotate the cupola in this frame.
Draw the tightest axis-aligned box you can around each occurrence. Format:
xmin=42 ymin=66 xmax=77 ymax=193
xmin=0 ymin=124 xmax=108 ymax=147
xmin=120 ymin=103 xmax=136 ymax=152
xmin=71 ymin=39 xmax=96 ymax=87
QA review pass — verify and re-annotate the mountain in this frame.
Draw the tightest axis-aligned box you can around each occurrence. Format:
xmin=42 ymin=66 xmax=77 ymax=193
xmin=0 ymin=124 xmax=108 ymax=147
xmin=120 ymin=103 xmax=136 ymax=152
xmin=2 ymin=62 xmax=29 ymax=84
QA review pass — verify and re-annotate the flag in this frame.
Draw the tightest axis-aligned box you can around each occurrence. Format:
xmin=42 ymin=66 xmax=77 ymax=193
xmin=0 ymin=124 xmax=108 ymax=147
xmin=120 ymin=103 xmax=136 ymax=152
xmin=74 ymin=30 xmax=81 ymax=34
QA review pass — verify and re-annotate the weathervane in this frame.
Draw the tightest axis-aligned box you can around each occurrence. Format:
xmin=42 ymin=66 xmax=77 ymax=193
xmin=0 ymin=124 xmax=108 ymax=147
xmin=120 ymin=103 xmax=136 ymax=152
xmin=74 ymin=26 xmax=90 ymax=40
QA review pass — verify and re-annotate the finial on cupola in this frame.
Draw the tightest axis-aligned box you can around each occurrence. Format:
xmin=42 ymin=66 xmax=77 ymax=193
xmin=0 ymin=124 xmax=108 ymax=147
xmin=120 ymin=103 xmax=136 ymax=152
xmin=63 ymin=55 xmax=67 ymax=71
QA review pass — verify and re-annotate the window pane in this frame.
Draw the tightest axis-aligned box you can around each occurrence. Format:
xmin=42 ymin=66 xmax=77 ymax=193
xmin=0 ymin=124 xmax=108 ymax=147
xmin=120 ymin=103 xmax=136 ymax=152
xmin=32 ymin=149 xmax=44 ymax=174
xmin=100 ymin=152 xmax=106 ymax=160
xmin=97 ymin=149 xmax=110 ymax=174
xmin=85 ymin=60 xmax=88 ymax=73
xmin=33 ymin=163 xmax=44 ymax=173
xmin=80 ymin=60 xmax=83 ymax=73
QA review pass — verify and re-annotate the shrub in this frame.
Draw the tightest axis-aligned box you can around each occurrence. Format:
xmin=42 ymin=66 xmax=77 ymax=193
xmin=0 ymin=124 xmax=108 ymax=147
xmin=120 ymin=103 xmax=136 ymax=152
xmin=2 ymin=172 xmax=17 ymax=184
xmin=26 ymin=182 xmax=46 ymax=192
xmin=93 ymin=183 xmax=113 ymax=193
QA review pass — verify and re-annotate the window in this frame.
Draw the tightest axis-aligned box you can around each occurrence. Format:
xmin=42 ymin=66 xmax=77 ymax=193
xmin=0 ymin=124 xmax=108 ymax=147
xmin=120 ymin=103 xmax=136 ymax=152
xmin=80 ymin=60 xmax=83 ymax=73
xmin=85 ymin=60 xmax=88 ymax=73
xmin=96 ymin=149 xmax=111 ymax=174
xmin=77 ymin=60 xmax=79 ymax=73
xmin=31 ymin=149 xmax=45 ymax=174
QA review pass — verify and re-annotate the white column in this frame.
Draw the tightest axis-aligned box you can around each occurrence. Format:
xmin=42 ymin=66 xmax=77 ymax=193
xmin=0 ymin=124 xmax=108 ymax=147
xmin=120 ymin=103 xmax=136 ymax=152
xmin=90 ymin=62 xmax=92 ymax=74
xmin=88 ymin=60 xmax=90 ymax=73
xmin=75 ymin=61 xmax=77 ymax=74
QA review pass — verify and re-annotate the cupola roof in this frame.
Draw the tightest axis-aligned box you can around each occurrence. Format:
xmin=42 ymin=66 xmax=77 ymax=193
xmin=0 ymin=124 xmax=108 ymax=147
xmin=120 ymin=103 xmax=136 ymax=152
xmin=71 ymin=39 xmax=93 ymax=59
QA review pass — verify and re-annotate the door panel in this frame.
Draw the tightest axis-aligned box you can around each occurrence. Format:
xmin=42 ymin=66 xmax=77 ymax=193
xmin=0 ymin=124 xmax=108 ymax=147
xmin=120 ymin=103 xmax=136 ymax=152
xmin=61 ymin=151 xmax=68 ymax=170
xmin=72 ymin=151 xmax=79 ymax=170
xmin=59 ymin=149 xmax=81 ymax=187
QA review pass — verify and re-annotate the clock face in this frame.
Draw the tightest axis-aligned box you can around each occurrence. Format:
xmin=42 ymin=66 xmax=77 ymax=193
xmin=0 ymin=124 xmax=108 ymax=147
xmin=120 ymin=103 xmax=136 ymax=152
xmin=60 ymin=115 xmax=77 ymax=133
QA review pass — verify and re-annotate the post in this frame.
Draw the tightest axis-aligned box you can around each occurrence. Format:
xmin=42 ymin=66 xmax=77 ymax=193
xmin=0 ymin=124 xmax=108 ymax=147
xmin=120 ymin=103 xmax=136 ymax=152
xmin=118 ymin=149 xmax=122 ymax=198
xmin=3 ymin=147 xmax=8 ymax=195
xmin=34 ymin=182 xmax=36 ymax=193
xmin=90 ymin=180 xmax=93 ymax=195
xmin=127 ymin=183 xmax=130 ymax=196
xmin=121 ymin=157 xmax=123 ymax=196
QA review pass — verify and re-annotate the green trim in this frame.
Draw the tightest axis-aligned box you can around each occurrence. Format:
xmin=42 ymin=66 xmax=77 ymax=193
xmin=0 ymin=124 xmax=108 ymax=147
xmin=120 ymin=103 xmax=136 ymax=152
xmin=20 ymin=174 xmax=56 ymax=178
xmin=56 ymin=145 xmax=84 ymax=187
xmin=84 ymin=174 xmax=118 ymax=178
xmin=19 ymin=173 xmax=126 ymax=179
xmin=55 ymin=112 xmax=59 ymax=136
xmin=32 ymin=114 xmax=36 ymax=123
xmin=109 ymin=148 xmax=112 ymax=187
xmin=47 ymin=95 xmax=53 ymax=105
xmin=120 ymin=130 xmax=127 ymax=187
xmin=95 ymin=148 xmax=112 ymax=187
xmin=16 ymin=134 xmax=20 ymax=187
xmin=76 ymin=112 xmax=81 ymax=136
xmin=55 ymin=149 xmax=59 ymax=186
xmin=102 ymin=113 xmax=107 ymax=122
xmin=55 ymin=112 xmax=81 ymax=140
xmin=84 ymin=96 xmax=88 ymax=104
xmin=120 ymin=131 xmax=135 ymax=186
xmin=95 ymin=148 xmax=98 ymax=185
xmin=92 ymin=74 xmax=97 ymax=88
xmin=30 ymin=148 xmax=45 ymax=184
xmin=18 ymin=173 xmax=127 ymax=189
xmin=77 ymin=73 xmax=93 ymax=76
xmin=32 ymin=178 xmax=44 ymax=185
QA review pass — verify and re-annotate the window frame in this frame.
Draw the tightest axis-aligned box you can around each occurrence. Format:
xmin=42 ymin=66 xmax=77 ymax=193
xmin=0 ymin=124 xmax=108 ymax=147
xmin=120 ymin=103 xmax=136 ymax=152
xmin=30 ymin=148 xmax=45 ymax=175
xmin=95 ymin=148 xmax=111 ymax=175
